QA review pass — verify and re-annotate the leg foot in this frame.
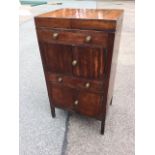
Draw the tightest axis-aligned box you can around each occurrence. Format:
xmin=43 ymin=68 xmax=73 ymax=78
xmin=110 ymin=96 xmax=113 ymax=106
xmin=51 ymin=107 xmax=56 ymax=118
xmin=101 ymin=120 xmax=105 ymax=135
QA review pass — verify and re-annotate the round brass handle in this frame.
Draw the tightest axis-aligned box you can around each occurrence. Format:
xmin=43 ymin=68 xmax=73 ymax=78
xmin=52 ymin=32 xmax=59 ymax=40
xmin=85 ymin=35 xmax=92 ymax=43
xmin=74 ymin=100 xmax=79 ymax=105
xmin=85 ymin=82 xmax=90 ymax=88
xmin=72 ymin=60 xmax=78 ymax=66
xmin=58 ymin=77 xmax=63 ymax=83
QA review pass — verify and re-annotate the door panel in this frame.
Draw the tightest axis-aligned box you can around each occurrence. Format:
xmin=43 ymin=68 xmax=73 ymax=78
xmin=41 ymin=43 xmax=72 ymax=74
xmin=72 ymin=46 xmax=106 ymax=79
xmin=75 ymin=91 xmax=101 ymax=117
xmin=49 ymin=84 xmax=75 ymax=109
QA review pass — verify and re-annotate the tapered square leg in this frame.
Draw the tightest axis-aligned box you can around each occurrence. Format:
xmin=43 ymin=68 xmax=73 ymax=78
xmin=51 ymin=107 xmax=56 ymax=118
xmin=110 ymin=96 xmax=113 ymax=106
xmin=101 ymin=120 xmax=105 ymax=135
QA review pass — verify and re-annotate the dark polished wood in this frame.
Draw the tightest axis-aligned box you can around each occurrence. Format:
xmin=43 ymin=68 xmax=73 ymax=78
xmin=46 ymin=73 xmax=104 ymax=93
xmin=37 ymin=9 xmax=123 ymax=20
xmin=35 ymin=9 xmax=123 ymax=31
xmin=35 ymin=8 xmax=123 ymax=135
xmin=39 ymin=43 xmax=73 ymax=74
xmin=37 ymin=28 xmax=108 ymax=47
xmin=72 ymin=46 xmax=106 ymax=79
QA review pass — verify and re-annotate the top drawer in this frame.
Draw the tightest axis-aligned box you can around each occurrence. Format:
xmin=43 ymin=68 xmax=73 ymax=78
xmin=36 ymin=28 xmax=108 ymax=47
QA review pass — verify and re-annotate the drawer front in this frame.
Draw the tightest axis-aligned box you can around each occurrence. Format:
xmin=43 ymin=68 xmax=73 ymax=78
xmin=37 ymin=28 xmax=108 ymax=47
xmin=49 ymin=84 xmax=102 ymax=118
xmin=46 ymin=73 xmax=104 ymax=93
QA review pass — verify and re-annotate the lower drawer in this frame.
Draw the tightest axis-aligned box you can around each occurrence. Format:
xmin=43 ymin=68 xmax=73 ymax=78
xmin=49 ymin=84 xmax=102 ymax=118
xmin=46 ymin=73 xmax=104 ymax=93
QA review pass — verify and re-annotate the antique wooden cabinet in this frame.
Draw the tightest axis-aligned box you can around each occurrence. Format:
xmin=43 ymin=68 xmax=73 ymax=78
xmin=35 ymin=9 xmax=124 ymax=135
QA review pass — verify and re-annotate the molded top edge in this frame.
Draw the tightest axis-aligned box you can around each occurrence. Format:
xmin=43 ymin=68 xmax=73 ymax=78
xmin=36 ymin=8 xmax=124 ymax=21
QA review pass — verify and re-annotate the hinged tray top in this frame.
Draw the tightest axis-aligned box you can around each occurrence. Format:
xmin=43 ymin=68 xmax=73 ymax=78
xmin=35 ymin=8 xmax=124 ymax=31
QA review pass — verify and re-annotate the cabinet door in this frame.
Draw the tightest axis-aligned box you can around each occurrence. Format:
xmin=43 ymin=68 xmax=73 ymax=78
xmin=49 ymin=84 xmax=75 ymax=110
xmin=75 ymin=91 xmax=101 ymax=118
xmin=72 ymin=46 xmax=106 ymax=79
xmin=40 ymin=42 xmax=73 ymax=74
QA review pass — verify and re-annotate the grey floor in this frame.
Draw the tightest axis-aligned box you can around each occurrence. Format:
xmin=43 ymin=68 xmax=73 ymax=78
xmin=19 ymin=19 xmax=68 ymax=155
xmin=20 ymin=1 xmax=134 ymax=155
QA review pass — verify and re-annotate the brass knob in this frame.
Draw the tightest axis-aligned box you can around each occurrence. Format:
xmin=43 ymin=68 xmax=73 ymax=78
xmin=74 ymin=100 xmax=79 ymax=105
xmin=52 ymin=32 xmax=59 ymax=40
xmin=58 ymin=77 xmax=63 ymax=83
xmin=72 ymin=60 xmax=78 ymax=66
xmin=85 ymin=82 xmax=90 ymax=88
xmin=85 ymin=35 xmax=92 ymax=43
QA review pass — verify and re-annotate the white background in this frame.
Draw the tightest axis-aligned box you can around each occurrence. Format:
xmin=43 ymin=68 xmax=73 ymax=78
xmin=0 ymin=0 xmax=155 ymax=155
xmin=0 ymin=1 xmax=19 ymax=155
xmin=136 ymin=0 xmax=155 ymax=154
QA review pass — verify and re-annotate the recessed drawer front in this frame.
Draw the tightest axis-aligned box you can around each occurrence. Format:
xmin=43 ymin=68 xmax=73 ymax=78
xmin=46 ymin=73 xmax=104 ymax=93
xmin=49 ymin=84 xmax=102 ymax=118
xmin=37 ymin=28 xmax=108 ymax=47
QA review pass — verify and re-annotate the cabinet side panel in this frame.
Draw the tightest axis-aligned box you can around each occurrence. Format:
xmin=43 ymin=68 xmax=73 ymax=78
xmin=107 ymin=17 xmax=123 ymax=107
